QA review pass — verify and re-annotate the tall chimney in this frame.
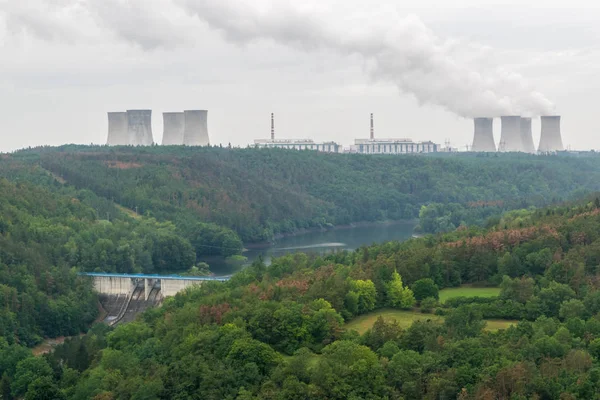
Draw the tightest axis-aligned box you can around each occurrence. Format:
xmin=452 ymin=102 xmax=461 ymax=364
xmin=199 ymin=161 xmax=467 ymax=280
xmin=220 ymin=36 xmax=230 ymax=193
xmin=126 ymin=109 xmax=153 ymax=146
xmin=471 ymin=117 xmax=496 ymax=152
xmin=162 ymin=112 xmax=185 ymax=145
xmin=183 ymin=110 xmax=210 ymax=146
xmin=271 ymin=113 xmax=275 ymax=141
xmin=370 ymin=113 xmax=374 ymax=139
xmin=538 ymin=116 xmax=564 ymax=153
xmin=520 ymin=117 xmax=536 ymax=153
xmin=107 ymin=112 xmax=128 ymax=145
xmin=499 ymin=116 xmax=523 ymax=152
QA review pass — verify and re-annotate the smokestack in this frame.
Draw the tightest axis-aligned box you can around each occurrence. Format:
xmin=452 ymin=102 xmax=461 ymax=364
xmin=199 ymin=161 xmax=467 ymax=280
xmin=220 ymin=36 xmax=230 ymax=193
xmin=107 ymin=112 xmax=128 ymax=145
xmin=520 ymin=117 xmax=536 ymax=153
xmin=126 ymin=110 xmax=153 ymax=146
xmin=538 ymin=116 xmax=564 ymax=153
xmin=471 ymin=117 xmax=496 ymax=152
xmin=162 ymin=112 xmax=185 ymax=145
xmin=370 ymin=113 xmax=374 ymax=139
xmin=271 ymin=113 xmax=275 ymax=141
xmin=499 ymin=116 xmax=523 ymax=152
xmin=183 ymin=110 xmax=210 ymax=146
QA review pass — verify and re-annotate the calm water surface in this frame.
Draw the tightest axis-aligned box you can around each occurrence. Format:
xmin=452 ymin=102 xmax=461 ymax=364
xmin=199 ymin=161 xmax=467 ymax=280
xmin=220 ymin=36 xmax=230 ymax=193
xmin=204 ymin=220 xmax=417 ymax=276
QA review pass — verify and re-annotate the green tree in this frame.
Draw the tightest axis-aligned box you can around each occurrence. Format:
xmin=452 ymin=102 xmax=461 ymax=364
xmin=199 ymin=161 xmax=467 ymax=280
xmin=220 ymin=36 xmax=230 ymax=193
xmin=386 ymin=272 xmax=415 ymax=309
xmin=24 ymin=377 xmax=65 ymax=400
xmin=348 ymin=279 xmax=377 ymax=314
xmin=559 ymin=299 xmax=586 ymax=320
xmin=444 ymin=306 xmax=485 ymax=339
xmin=420 ymin=297 xmax=437 ymax=313
xmin=11 ymin=357 xmax=53 ymax=398
xmin=411 ymin=278 xmax=439 ymax=301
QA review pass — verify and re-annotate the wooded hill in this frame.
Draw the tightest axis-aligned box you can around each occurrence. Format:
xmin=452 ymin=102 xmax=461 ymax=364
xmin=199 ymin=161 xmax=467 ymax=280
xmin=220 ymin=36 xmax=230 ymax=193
xmin=9 ymin=146 xmax=600 ymax=248
xmin=5 ymin=194 xmax=600 ymax=399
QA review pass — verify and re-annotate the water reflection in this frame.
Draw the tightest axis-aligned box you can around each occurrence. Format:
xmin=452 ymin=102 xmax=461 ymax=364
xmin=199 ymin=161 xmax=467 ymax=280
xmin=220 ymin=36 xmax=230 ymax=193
xmin=203 ymin=220 xmax=417 ymax=277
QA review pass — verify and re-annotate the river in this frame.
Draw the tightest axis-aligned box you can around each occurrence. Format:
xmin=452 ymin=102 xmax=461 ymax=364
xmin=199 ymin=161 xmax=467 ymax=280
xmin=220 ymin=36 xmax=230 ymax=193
xmin=203 ymin=220 xmax=418 ymax=276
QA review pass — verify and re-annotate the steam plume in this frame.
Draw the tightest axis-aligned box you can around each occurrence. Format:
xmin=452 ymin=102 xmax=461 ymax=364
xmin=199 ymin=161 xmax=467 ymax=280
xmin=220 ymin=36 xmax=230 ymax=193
xmin=178 ymin=0 xmax=555 ymax=117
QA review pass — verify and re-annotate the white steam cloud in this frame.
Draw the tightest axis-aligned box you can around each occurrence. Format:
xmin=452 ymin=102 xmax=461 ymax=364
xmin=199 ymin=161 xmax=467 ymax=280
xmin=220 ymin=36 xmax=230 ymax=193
xmin=177 ymin=0 xmax=555 ymax=117
xmin=1 ymin=0 xmax=556 ymax=117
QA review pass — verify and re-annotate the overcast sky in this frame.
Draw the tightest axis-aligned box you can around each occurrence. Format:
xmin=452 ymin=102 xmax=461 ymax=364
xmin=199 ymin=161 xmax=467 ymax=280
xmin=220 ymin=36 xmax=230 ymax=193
xmin=1 ymin=0 xmax=599 ymax=152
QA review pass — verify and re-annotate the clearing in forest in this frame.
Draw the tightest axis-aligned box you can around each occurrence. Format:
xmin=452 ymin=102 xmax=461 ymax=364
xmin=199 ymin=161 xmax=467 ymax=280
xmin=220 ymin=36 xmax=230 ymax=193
xmin=344 ymin=308 xmax=516 ymax=334
xmin=438 ymin=286 xmax=501 ymax=303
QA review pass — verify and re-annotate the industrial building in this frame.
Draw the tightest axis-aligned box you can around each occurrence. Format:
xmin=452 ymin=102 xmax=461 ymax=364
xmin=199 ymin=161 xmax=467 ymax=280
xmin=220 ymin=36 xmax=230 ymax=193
xmin=183 ymin=110 xmax=210 ymax=146
xmin=253 ymin=113 xmax=342 ymax=153
xmin=352 ymin=114 xmax=439 ymax=154
xmin=162 ymin=112 xmax=185 ymax=145
xmin=254 ymin=138 xmax=342 ymax=152
xmin=470 ymin=115 xmax=565 ymax=153
xmin=471 ymin=118 xmax=496 ymax=152
xmin=538 ymin=116 xmax=564 ymax=153
xmin=352 ymin=139 xmax=439 ymax=154
xmin=107 ymin=109 xmax=210 ymax=146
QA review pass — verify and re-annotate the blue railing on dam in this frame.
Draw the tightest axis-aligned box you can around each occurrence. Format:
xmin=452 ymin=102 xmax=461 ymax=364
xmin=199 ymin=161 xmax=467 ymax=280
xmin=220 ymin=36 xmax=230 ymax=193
xmin=78 ymin=272 xmax=230 ymax=282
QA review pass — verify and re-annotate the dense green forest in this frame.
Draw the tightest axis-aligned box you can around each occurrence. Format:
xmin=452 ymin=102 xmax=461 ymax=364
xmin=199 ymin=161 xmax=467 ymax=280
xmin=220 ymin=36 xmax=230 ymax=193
xmin=6 ymin=147 xmax=600 ymax=398
xmin=4 ymin=192 xmax=600 ymax=398
xmin=9 ymin=146 xmax=600 ymax=247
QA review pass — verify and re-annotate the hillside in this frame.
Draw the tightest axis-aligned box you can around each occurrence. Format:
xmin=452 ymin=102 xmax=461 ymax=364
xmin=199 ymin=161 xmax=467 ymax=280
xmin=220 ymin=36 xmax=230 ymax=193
xmin=9 ymin=146 xmax=600 ymax=246
xmin=3 ymin=195 xmax=600 ymax=399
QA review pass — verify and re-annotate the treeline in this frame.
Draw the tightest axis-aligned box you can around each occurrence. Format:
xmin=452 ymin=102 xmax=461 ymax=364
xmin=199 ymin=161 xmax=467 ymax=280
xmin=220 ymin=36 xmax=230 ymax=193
xmin=11 ymin=146 xmax=600 ymax=244
xmin=4 ymin=197 xmax=600 ymax=398
xmin=0 ymin=175 xmax=222 ymax=346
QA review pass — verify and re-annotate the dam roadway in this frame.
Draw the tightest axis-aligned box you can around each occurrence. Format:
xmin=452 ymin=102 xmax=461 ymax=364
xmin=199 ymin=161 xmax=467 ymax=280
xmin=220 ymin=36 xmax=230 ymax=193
xmin=79 ymin=272 xmax=230 ymax=325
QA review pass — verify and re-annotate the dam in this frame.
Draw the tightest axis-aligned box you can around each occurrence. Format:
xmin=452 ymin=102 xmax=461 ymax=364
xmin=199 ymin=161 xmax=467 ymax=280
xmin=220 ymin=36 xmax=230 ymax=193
xmin=80 ymin=272 xmax=229 ymax=325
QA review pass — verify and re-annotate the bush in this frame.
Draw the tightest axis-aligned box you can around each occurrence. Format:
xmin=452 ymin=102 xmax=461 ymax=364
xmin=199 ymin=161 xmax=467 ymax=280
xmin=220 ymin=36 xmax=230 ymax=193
xmin=421 ymin=297 xmax=437 ymax=314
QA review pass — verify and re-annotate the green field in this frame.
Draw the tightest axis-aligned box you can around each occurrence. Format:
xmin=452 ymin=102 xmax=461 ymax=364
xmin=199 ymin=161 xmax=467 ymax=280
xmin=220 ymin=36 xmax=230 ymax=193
xmin=344 ymin=309 xmax=516 ymax=334
xmin=438 ymin=286 xmax=501 ymax=303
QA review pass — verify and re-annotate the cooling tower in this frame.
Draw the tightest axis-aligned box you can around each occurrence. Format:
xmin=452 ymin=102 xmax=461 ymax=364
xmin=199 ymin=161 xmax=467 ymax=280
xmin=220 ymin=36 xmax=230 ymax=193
xmin=183 ymin=110 xmax=209 ymax=146
xmin=538 ymin=116 xmax=564 ymax=153
xmin=127 ymin=110 xmax=154 ymax=146
xmin=520 ymin=117 xmax=536 ymax=153
xmin=162 ymin=112 xmax=185 ymax=145
xmin=471 ymin=117 xmax=496 ymax=152
xmin=107 ymin=112 xmax=128 ymax=145
xmin=499 ymin=116 xmax=523 ymax=152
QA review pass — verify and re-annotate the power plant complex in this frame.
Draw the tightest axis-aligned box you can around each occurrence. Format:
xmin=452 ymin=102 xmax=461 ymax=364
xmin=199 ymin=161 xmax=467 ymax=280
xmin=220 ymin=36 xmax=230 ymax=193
xmin=107 ymin=110 xmax=210 ymax=146
xmin=472 ymin=115 xmax=564 ymax=153
xmin=107 ymin=109 xmax=565 ymax=155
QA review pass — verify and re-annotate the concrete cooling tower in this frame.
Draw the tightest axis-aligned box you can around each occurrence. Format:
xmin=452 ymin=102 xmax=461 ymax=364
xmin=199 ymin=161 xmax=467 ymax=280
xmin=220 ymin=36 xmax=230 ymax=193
xmin=183 ymin=110 xmax=210 ymax=146
xmin=162 ymin=112 xmax=185 ymax=145
xmin=127 ymin=110 xmax=154 ymax=146
xmin=520 ymin=117 xmax=536 ymax=154
xmin=500 ymin=116 xmax=523 ymax=152
xmin=107 ymin=112 xmax=129 ymax=145
xmin=471 ymin=117 xmax=496 ymax=152
xmin=538 ymin=116 xmax=564 ymax=153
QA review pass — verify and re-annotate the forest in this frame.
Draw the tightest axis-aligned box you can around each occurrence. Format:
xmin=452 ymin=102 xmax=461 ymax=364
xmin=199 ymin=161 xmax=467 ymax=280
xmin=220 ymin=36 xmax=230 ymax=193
xmin=9 ymin=146 xmax=600 ymax=247
xmin=4 ymin=147 xmax=600 ymax=398
xmin=3 ymin=178 xmax=600 ymax=397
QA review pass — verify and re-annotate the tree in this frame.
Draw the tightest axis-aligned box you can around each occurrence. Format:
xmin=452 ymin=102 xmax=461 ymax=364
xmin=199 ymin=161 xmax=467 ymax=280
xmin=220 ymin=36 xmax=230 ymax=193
xmin=444 ymin=306 xmax=485 ymax=339
xmin=24 ymin=377 xmax=65 ymax=400
xmin=227 ymin=338 xmax=281 ymax=375
xmin=411 ymin=278 xmax=439 ymax=301
xmin=348 ymin=279 xmax=377 ymax=314
xmin=559 ymin=299 xmax=586 ymax=320
xmin=420 ymin=297 xmax=437 ymax=313
xmin=386 ymin=272 xmax=415 ymax=309
xmin=11 ymin=357 xmax=53 ymax=398
xmin=312 ymin=341 xmax=386 ymax=399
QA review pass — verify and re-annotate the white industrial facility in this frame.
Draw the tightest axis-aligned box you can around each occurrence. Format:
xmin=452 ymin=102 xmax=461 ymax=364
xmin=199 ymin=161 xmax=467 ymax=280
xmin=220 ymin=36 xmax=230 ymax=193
xmin=471 ymin=115 xmax=564 ymax=153
xmin=107 ymin=109 xmax=210 ymax=146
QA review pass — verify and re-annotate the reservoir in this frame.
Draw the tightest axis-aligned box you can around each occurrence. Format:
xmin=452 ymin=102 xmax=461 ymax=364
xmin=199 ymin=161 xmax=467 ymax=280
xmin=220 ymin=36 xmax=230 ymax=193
xmin=205 ymin=220 xmax=417 ymax=276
